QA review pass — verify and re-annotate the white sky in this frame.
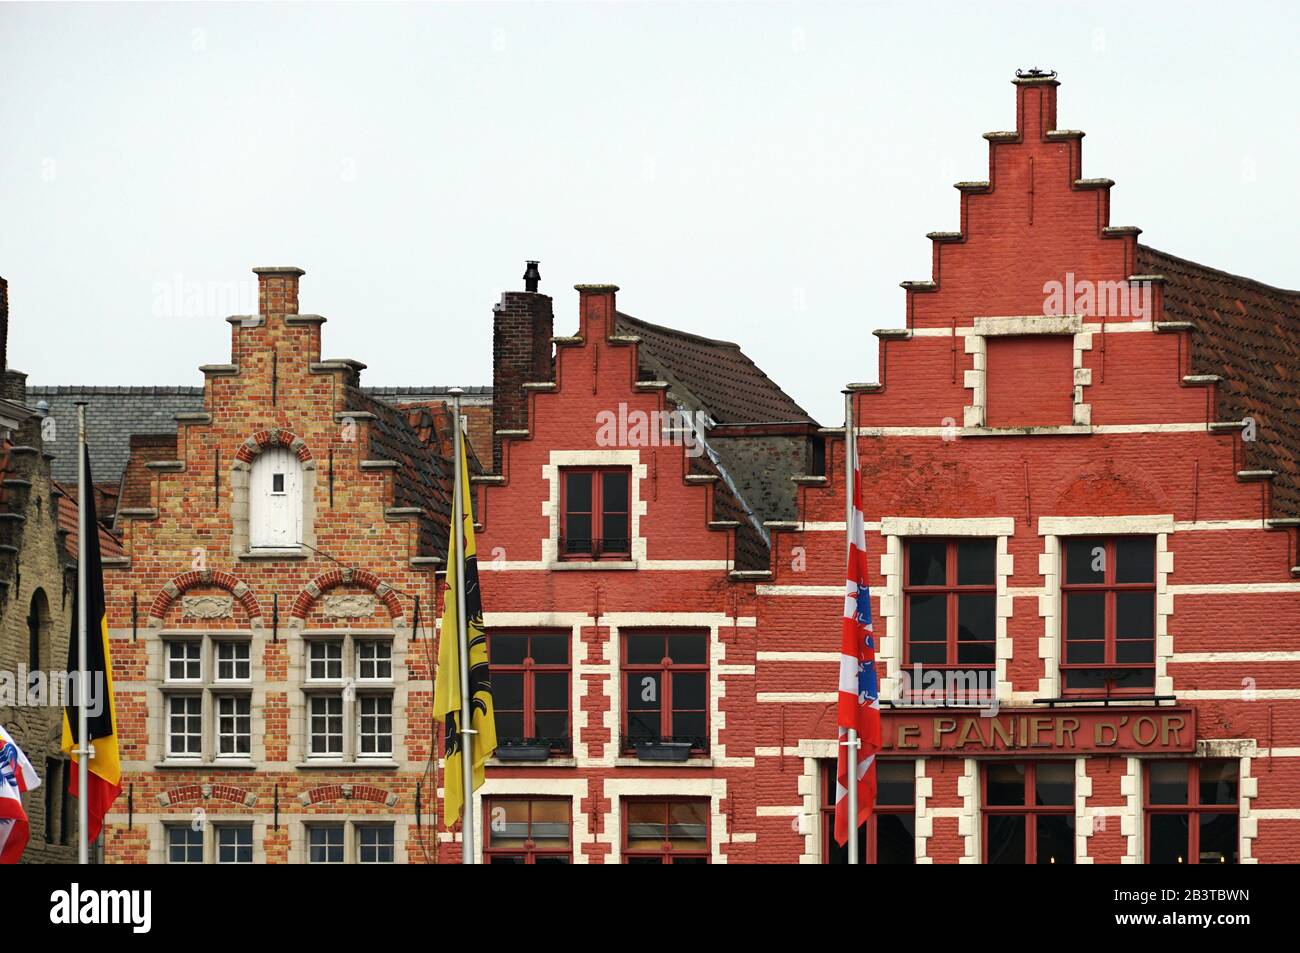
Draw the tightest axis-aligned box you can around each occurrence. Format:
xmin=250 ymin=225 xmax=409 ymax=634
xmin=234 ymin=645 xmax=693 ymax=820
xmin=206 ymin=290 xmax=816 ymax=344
xmin=2 ymin=0 xmax=1296 ymax=425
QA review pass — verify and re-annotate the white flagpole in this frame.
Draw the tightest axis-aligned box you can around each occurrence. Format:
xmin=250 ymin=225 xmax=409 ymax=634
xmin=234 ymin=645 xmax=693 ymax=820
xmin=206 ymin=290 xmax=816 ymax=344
xmin=844 ymin=390 xmax=860 ymax=865
xmin=75 ymin=401 xmax=90 ymax=865
xmin=449 ymin=388 xmax=475 ymax=864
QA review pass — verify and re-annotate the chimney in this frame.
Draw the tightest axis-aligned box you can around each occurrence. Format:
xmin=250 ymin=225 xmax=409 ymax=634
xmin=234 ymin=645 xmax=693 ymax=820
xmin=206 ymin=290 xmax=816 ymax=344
xmin=254 ymin=266 xmax=305 ymax=315
xmin=1013 ymin=67 xmax=1059 ymax=139
xmin=492 ymin=261 xmax=554 ymax=471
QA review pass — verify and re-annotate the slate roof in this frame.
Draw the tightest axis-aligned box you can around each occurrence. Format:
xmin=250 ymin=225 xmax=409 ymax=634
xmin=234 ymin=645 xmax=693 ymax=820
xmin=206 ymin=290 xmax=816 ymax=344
xmin=1137 ymin=245 xmax=1300 ymax=520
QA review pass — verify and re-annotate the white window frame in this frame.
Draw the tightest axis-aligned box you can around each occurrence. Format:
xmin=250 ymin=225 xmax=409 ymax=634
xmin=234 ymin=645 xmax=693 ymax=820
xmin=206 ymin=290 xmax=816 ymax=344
xmin=214 ymin=822 xmax=255 ymax=864
xmin=303 ymin=821 xmax=397 ymax=864
xmin=161 ymin=633 xmax=257 ymax=764
xmin=301 ymin=632 xmax=395 ymax=765
xmin=215 ymin=640 xmax=252 ymax=682
xmin=164 ymin=824 xmax=205 ymax=864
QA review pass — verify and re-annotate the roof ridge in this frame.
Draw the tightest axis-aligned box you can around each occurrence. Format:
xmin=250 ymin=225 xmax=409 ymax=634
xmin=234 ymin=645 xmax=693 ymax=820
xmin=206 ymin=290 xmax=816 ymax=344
xmin=614 ymin=311 xmax=743 ymax=349
xmin=1140 ymin=244 xmax=1300 ymax=299
xmin=25 ymin=385 xmax=205 ymax=395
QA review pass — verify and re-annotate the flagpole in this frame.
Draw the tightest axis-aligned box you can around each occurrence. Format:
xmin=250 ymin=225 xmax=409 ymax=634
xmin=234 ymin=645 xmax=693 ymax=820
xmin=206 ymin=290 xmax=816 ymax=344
xmin=449 ymin=388 xmax=476 ymax=865
xmin=75 ymin=401 xmax=90 ymax=865
xmin=844 ymin=390 xmax=859 ymax=865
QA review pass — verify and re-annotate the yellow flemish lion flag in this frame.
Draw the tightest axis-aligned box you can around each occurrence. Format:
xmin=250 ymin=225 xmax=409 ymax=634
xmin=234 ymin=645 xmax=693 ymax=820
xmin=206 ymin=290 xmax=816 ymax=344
xmin=433 ymin=431 xmax=496 ymax=828
xmin=61 ymin=444 xmax=122 ymax=843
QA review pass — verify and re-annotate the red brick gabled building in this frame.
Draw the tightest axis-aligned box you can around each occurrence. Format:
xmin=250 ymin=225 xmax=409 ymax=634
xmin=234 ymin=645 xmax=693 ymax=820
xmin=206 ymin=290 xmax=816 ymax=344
xmin=753 ymin=72 xmax=1300 ymax=864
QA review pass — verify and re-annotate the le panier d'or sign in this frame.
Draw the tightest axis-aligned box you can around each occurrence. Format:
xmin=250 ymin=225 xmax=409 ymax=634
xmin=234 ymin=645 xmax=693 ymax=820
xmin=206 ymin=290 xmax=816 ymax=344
xmin=879 ymin=707 xmax=1197 ymax=756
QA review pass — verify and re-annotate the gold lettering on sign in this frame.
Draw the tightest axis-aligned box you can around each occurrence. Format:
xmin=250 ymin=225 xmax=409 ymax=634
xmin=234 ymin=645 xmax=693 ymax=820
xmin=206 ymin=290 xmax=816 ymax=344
xmin=897 ymin=724 xmax=920 ymax=749
xmin=1134 ymin=716 xmax=1159 ymax=747
xmin=934 ymin=718 xmax=957 ymax=747
xmin=1057 ymin=716 xmax=1079 ymax=748
xmin=1162 ymin=715 xmax=1186 ymax=748
xmin=1095 ymin=721 xmax=1118 ymax=746
xmin=990 ymin=717 xmax=1014 ymax=749
xmin=1030 ymin=716 xmax=1053 ymax=747
xmin=956 ymin=718 xmax=984 ymax=748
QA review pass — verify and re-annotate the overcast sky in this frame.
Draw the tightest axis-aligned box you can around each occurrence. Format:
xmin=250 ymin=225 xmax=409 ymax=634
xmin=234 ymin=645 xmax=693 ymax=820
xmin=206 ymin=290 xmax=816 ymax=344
xmin=2 ymin=1 xmax=1296 ymax=425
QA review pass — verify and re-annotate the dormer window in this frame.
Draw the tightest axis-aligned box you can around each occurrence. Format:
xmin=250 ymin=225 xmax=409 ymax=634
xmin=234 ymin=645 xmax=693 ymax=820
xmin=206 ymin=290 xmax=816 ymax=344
xmin=250 ymin=446 xmax=302 ymax=549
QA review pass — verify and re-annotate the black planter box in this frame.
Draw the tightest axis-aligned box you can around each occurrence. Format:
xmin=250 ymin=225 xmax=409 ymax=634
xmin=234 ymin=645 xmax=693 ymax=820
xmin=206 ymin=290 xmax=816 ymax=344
xmin=495 ymin=743 xmax=554 ymax=762
xmin=632 ymin=741 xmax=693 ymax=762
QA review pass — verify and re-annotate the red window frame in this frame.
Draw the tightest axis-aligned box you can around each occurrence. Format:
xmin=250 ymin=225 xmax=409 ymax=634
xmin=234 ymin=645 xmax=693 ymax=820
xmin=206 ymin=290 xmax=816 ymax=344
xmin=486 ymin=631 xmax=571 ymax=752
xmin=483 ymin=797 xmax=573 ymax=864
xmin=622 ymin=798 xmax=710 ymax=864
xmin=620 ymin=630 xmax=709 ymax=753
xmin=981 ymin=761 xmax=1075 ymax=864
xmin=903 ymin=538 xmax=997 ymax=669
xmin=559 ymin=467 xmax=632 ymax=560
xmin=1060 ymin=536 xmax=1156 ymax=696
xmin=1144 ymin=760 xmax=1239 ymax=864
xmin=819 ymin=760 xmax=915 ymax=864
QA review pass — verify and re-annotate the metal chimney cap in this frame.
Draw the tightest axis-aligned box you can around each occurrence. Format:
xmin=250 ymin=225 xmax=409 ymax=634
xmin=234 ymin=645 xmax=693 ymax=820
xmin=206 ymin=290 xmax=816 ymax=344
xmin=523 ymin=260 xmax=542 ymax=293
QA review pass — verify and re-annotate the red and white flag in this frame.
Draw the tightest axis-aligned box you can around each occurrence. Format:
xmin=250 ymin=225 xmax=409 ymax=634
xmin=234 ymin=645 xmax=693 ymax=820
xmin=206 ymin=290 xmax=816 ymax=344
xmin=0 ymin=725 xmax=41 ymax=863
xmin=834 ymin=447 xmax=881 ymax=847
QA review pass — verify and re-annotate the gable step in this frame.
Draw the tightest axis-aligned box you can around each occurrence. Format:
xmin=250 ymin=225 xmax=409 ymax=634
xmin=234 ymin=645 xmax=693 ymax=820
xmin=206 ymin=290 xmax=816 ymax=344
xmin=1182 ymin=375 xmax=1221 ymax=386
xmin=926 ymin=231 xmax=964 ymax=243
xmin=982 ymin=131 xmax=1019 ymax=142
xmin=1154 ymin=321 xmax=1195 ymax=333
xmin=954 ymin=181 xmax=990 ymax=191
xmin=1236 ymin=470 xmax=1277 ymax=481
xmin=1046 ymin=129 xmax=1086 ymax=140
xmin=899 ymin=280 xmax=937 ymax=291
xmin=1074 ymin=178 xmax=1114 ymax=189
xmin=730 ymin=569 xmax=772 ymax=581
xmin=199 ymin=364 xmax=239 ymax=377
xmin=1209 ymin=420 xmax=1249 ymax=432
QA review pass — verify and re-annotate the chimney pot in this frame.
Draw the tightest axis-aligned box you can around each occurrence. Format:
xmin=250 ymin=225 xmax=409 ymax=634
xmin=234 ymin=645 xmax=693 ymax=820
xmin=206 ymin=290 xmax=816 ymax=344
xmin=523 ymin=260 xmax=541 ymax=293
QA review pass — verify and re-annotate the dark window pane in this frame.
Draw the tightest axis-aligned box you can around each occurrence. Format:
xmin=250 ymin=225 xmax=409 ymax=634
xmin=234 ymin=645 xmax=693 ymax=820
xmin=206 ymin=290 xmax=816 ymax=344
xmin=875 ymin=815 xmax=915 ymax=864
xmin=529 ymin=635 xmax=568 ymax=665
xmin=1149 ymin=814 xmax=1191 ymax=864
xmin=1063 ymin=669 xmax=1109 ymax=691
xmin=1115 ymin=537 xmax=1156 ymax=584
xmin=1198 ymin=814 xmax=1238 ymax=864
xmin=671 ymin=672 xmax=706 ymax=711
xmin=564 ymin=472 xmax=592 ymax=512
xmin=495 ymin=711 xmax=525 ymax=741
xmin=671 ymin=710 xmax=706 ymax=739
xmin=602 ymin=471 xmax=629 ymax=512
xmin=986 ymin=815 xmax=1025 ymax=864
xmin=489 ymin=855 xmax=525 ymax=864
xmin=563 ymin=515 xmax=592 ymax=553
xmin=1034 ymin=762 xmax=1074 ymax=806
xmin=535 ymin=855 xmax=571 ymax=865
xmin=908 ymin=540 xmax=946 ymax=586
xmin=1115 ymin=667 xmax=1154 ymax=689
xmin=626 ymin=856 xmax=663 ymax=864
xmin=627 ymin=634 xmax=664 ymax=665
xmin=1115 ymin=638 xmax=1155 ymax=663
xmin=1065 ymin=592 xmax=1105 ymax=639
xmin=1198 ymin=762 xmax=1239 ymax=806
xmin=908 ymin=594 xmax=947 ymax=643
xmin=534 ymin=711 xmax=567 ymax=740
xmin=534 ymin=672 xmax=568 ymax=712
xmin=1036 ymin=814 xmax=1075 ymax=864
xmin=493 ymin=672 xmax=524 ymax=713
xmin=957 ymin=539 xmax=995 ymax=586
xmin=826 ymin=825 xmax=867 ymax=864
xmin=668 ymin=634 xmax=707 ymax=665
xmin=627 ymin=673 xmax=660 ymax=711
xmin=1116 ymin=591 xmax=1155 ymax=639
xmin=601 ymin=515 xmax=629 ymax=553
xmin=957 ymin=643 xmax=995 ymax=666
xmin=986 ymin=763 xmax=1026 ymax=806
xmin=909 ymin=643 xmax=946 ymax=665
xmin=957 ymin=593 xmax=995 ymax=645
xmin=1065 ymin=538 xmax=1106 ymax=584
xmin=1148 ymin=762 xmax=1189 ymax=806
xmin=877 ymin=761 xmax=914 ymax=806
xmin=1066 ymin=638 xmax=1105 ymax=664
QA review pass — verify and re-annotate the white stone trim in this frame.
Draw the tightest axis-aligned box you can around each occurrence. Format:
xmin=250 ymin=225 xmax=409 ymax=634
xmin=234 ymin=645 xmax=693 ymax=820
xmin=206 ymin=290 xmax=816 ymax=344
xmin=962 ymin=317 xmax=1092 ymax=428
xmin=1075 ymin=757 xmax=1096 ymax=863
xmin=957 ymin=759 xmax=980 ymax=863
xmin=1121 ymin=757 xmax=1141 ymax=863
xmin=599 ymin=776 xmax=728 ymax=864
xmin=1038 ymin=515 xmax=1176 ymax=536
xmin=914 ymin=759 xmax=932 ymax=863
xmin=856 ymin=423 xmax=1226 ymax=437
xmin=471 ymin=777 xmax=590 ymax=864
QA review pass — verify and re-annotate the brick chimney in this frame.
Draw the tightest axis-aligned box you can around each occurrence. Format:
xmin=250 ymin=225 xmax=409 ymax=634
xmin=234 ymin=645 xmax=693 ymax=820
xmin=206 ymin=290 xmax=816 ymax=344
xmin=492 ymin=261 xmax=554 ymax=471
xmin=254 ymin=266 xmax=305 ymax=315
xmin=1013 ymin=67 xmax=1059 ymax=139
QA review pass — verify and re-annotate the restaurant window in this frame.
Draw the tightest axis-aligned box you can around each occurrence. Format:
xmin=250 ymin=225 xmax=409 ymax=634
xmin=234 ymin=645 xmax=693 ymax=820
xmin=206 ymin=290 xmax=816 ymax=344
xmin=904 ymin=538 xmax=996 ymax=669
xmin=983 ymin=761 xmax=1075 ymax=864
xmin=560 ymin=467 xmax=631 ymax=559
xmin=1145 ymin=761 xmax=1238 ymax=864
xmin=488 ymin=632 xmax=571 ymax=755
xmin=623 ymin=799 xmax=709 ymax=864
xmin=820 ymin=760 xmax=915 ymax=864
xmin=622 ymin=631 xmax=708 ymax=754
xmin=1061 ymin=536 xmax=1156 ymax=694
xmin=483 ymin=798 xmax=573 ymax=864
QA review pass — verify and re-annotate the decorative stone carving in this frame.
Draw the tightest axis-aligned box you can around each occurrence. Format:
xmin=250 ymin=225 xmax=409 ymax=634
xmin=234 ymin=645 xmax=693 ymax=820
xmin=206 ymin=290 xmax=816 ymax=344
xmin=181 ymin=595 xmax=234 ymax=619
xmin=322 ymin=594 xmax=375 ymax=619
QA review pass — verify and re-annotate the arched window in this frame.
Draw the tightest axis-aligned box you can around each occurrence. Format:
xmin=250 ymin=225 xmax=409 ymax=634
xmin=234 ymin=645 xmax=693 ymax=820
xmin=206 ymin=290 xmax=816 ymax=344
xmin=27 ymin=588 xmax=50 ymax=673
xmin=249 ymin=446 xmax=303 ymax=549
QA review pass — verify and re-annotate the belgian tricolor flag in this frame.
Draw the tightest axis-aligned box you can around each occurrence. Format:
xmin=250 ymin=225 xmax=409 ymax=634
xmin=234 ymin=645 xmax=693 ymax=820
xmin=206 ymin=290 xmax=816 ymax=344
xmin=60 ymin=444 xmax=122 ymax=845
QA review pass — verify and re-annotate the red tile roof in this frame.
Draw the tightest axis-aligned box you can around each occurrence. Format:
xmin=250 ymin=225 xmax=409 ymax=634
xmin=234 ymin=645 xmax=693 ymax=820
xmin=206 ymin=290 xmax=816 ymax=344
xmin=53 ymin=479 xmax=125 ymax=560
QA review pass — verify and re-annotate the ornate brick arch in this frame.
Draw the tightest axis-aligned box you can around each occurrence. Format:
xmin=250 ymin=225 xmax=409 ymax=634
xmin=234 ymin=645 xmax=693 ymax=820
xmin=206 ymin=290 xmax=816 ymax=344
xmin=235 ymin=427 xmax=315 ymax=464
xmin=147 ymin=569 xmax=265 ymax=627
xmin=291 ymin=567 xmax=406 ymax=627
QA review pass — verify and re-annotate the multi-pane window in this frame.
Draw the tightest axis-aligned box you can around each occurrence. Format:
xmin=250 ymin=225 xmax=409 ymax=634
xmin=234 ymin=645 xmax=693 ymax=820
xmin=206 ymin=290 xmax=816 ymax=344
xmin=904 ymin=538 xmax=996 ymax=668
xmin=489 ymin=632 xmax=571 ymax=753
xmin=307 ymin=824 xmax=346 ymax=864
xmin=983 ymin=762 xmax=1075 ymax=864
xmin=303 ymin=635 xmax=395 ymax=762
xmin=560 ymin=467 xmax=632 ymax=559
xmin=820 ymin=760 xmax=915 ymax=864
xmin=167 ymin=826 xmax=204 ymax=864
xmin=216 ymin=695 xmax=251 ymax=757
xmin=622 ymin=631 xmax=708 ymax=752
xmin=167 ymin=696 xmax=202 ymax=758
xmin=167 ymin=640 xmax=202 ymax=681
xmin=1145 ymin=761 xmax=1238 ymax=864
xmin=623 ymin=799 xmax=709 ymax=864
xmin=216 ymin=641 xmax=251 ymax=681
xmin=358 ymin=825 xmax=395 ymax=864
xmin=216 ymin=824 xmax=254 ymax=864
xmin=1061 ymin=536 xmax=1156 ymax=693
xmin=484 ymin=798 xmax=573 ymax=864
xmin=162 ymin=636 xmax=255 ymax=762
